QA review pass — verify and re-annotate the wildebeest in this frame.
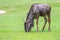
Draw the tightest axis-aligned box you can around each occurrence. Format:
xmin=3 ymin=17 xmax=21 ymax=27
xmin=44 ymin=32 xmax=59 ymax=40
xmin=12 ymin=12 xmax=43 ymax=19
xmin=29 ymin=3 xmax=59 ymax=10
xmin=24 ymin=3 xmax=51 ymax=32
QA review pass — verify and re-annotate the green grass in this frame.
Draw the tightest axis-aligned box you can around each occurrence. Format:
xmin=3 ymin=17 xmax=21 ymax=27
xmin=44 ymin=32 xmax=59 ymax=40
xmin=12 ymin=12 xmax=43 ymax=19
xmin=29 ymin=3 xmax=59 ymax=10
xmin=0 ymin=0 xmax=60 ymax=40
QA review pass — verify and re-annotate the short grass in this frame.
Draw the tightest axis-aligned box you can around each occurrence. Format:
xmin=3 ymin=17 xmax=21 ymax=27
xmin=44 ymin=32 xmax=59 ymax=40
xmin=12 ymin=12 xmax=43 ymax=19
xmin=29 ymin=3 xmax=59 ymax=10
xmin=0 ymin=0 xmax=60 ymax=40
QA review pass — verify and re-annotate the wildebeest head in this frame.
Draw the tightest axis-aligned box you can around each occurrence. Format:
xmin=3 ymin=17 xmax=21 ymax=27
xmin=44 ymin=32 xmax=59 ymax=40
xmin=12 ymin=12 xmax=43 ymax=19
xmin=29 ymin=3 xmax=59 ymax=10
xmin=24 ymin=21 xmax=34 ymax=32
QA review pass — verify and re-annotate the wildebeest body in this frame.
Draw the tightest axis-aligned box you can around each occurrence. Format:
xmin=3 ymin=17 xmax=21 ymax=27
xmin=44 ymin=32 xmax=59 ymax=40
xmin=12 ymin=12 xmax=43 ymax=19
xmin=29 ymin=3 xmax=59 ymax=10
xmin=32 ymin=4 xmax=51 ymax=18
xmin=24 ymin=3 xmax=51 ymax=32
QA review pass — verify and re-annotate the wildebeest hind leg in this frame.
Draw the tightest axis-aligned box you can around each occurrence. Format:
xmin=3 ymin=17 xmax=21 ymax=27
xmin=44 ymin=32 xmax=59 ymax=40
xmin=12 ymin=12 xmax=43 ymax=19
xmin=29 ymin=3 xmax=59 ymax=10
xmin=47 ymin=14 xmax=51 ymax=31
xmin=42 ymin=16 xmax=47 ymax=31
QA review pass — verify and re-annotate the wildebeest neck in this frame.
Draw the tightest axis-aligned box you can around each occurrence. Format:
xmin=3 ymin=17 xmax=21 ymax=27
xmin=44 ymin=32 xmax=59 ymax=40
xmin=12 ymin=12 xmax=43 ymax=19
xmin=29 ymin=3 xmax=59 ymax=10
xmin=26 ymin=8 xmax=34 ymax=28
xmin=26 ymin=9 xmax=34 ymax=23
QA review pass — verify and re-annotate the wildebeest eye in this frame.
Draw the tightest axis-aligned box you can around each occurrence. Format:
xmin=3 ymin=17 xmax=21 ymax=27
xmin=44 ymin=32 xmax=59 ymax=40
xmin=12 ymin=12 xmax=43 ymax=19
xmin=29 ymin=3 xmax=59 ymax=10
xmin=31 ymin=23 xmax=34 ymax=27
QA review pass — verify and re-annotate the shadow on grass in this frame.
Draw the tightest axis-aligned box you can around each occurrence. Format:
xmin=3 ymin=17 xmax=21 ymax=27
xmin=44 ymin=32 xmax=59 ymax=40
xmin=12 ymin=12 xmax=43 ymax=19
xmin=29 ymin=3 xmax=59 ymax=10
xmin=23 ymin=30 xmax=52 ymax=33
xmin=0 ymin=30 xmax=54 ymax=33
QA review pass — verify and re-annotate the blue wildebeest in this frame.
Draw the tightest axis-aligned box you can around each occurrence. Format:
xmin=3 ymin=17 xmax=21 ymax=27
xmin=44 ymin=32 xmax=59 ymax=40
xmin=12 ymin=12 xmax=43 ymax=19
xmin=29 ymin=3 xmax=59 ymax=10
xmin=24 ymin=3 xmax=51 ymax=32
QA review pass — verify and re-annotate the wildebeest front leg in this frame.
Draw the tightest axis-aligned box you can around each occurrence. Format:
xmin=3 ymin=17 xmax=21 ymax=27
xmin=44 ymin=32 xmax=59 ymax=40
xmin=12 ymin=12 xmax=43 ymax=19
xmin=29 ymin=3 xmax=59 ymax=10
xmin=42 ymin=16 xmax=47 ymax=31
xmin=36 ymin=18 xmax=39 ymax=32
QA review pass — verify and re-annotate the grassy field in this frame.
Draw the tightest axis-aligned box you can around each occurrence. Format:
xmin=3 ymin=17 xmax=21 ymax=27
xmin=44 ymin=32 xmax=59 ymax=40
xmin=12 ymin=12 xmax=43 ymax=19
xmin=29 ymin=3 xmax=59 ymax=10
xmin=0 ymin=0 xmax=60 ymax=40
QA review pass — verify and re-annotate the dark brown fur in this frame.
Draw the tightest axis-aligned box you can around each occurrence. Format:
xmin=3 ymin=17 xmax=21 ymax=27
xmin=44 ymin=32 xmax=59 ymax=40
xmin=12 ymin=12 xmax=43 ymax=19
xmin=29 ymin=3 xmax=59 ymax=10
xmin=24 ymin=3 xmax=51 ymax=32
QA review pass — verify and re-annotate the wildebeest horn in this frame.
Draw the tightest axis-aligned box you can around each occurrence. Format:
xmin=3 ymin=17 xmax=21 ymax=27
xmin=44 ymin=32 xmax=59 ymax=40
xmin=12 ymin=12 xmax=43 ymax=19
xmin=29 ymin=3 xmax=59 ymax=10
xmin=22 ymin=18 xmax=26 ymax=22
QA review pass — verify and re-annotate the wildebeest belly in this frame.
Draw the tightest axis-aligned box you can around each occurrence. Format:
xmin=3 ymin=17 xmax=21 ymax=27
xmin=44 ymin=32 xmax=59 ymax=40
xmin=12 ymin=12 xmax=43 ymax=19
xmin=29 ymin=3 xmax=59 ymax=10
xmin=34 ymin=12 xmax=46 ymax=19
xmin=39 ymin=12 xmax=45 ymax=16
xmin=33 ymin=13 xmax=40 ymax=19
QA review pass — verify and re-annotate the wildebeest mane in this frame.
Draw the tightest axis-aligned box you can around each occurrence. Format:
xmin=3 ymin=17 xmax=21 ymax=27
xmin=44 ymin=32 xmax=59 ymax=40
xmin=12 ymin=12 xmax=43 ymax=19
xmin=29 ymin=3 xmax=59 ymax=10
xmin=25 ymin=5 xmax=34 ymax=30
